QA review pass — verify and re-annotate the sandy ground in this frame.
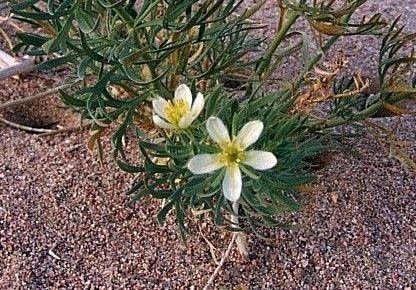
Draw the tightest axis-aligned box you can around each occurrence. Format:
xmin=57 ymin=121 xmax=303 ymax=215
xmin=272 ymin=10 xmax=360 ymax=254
xmin=1 ymin=1 xmax=416 ymax=289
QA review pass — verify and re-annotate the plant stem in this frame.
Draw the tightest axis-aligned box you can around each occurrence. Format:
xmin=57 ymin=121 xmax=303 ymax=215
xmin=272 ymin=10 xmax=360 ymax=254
xmin=316 ymin=92 xmax=415 ymax=129
xmin=231 ymin=201 xmax=249 ymax=258
xmin=292 ymin=35 xmax=340 ymax=91
xmin=113 ymin=5 xmax=134 ymax=29
xmin=231 ymin=201 xmax=239 ymax=227
xmin=256 ymin=10 xmax=299 ymax=78
xmin=130 ymin=29 xmax=170 ymax=98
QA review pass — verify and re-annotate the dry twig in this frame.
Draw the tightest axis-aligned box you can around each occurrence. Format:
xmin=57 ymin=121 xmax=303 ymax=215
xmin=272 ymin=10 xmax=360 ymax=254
xmin=0 ymin=117 xmax=55 ymax=133
xmin=0 ymin=56 xmax=35 ymax=80
xmin=0 ymin=45 xmax=35 ymax=80
xmin=202 ymin=234 xmax=237 ymax=290
xmin=0 ymin=49 xmax=16 ymax=67
xmin=0 ymin=116 xmax=91 ymax=136
xmin=198 ymin=226 xmax=220 ymax=265
xmin=38 ymin=122 xmax=91 ymax=136
xmin=0 ymin=83 xmax=72 ymax=110
xmin=0 ymin=26 xmax=13 ymax=51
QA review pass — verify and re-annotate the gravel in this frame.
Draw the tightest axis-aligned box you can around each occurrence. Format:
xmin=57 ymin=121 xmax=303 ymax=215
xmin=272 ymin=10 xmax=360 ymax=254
xmin=1 ymin=1 xmax=415 ymax=289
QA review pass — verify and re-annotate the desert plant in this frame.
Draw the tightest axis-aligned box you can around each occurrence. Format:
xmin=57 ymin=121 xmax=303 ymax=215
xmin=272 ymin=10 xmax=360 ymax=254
xmin=9 ymin=0 xmax=415 ymax=241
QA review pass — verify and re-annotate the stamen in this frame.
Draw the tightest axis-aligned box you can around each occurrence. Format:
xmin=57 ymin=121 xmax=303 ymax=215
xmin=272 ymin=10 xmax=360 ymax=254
xmin=164 ymin=99 xmax=189 ymax=126
xmin=219 ymin=142 xmax=244 ymax=166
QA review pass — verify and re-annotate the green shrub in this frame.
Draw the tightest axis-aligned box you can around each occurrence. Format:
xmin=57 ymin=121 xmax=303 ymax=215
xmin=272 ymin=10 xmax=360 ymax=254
xmin=10 ymin=0 xmax=416 ymax=238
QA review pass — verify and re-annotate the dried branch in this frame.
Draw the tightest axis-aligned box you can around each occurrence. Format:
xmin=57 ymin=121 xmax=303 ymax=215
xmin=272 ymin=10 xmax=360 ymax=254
xmin=199 ymin=226 xmax=220 ymax=266
xmin=0 ymin=83 xmax=71 ymax=110
xmin=203 ymin=234 xmax=236 ymax=290
xmin=0 ymin=49 xmax=16 ymax=67
xmin=0 ymin=26 xmax=13 ymax=51
xmin=0 ymin=116 xmax=91 ymax=136
xmin=0 ymin=117 xmax=54 ymax=133
xmin=38 ymin=122 xmax=91 ymax=136
xmin=0 ymin=56 xmax=34 ymax=81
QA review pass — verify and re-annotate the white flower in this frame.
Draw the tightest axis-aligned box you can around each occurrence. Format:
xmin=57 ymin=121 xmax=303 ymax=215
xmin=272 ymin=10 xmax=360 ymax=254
xmin=188 ymin=117 xmax=277 ymax=202
xmin=152 ymin=84 xmax=204 ymax=129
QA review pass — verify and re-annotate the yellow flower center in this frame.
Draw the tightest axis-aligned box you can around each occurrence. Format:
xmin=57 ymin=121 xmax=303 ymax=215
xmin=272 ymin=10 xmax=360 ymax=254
xmin=164 ymin=99 xmax=189 ymax=126
xmin=219 ymin=142 xmax=245 ymax=166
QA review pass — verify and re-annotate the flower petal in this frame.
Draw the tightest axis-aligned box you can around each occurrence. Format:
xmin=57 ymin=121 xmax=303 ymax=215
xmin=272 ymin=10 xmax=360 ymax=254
xmin=235 ymin=120 xmax=263 ymax=149
xmin=206 ymin=117 xmax=230 ymax=146
xmin=174 ymin=84 xmax=192 ymax=109
xmin=190 ymin=92 xmax=204 ymax=118
xmin=188 ymin=154 xmax=223 ymax=174
xmin=152 ymin=96 xmax=169 ymax=119
xmin=153 ymin=115 xmax=173 ymax=129
xmin=178 ymin=92 xmax=204 ymax=129
xmin=242 ymin=150 xmax=277 ymax=170
xmin=222 ymin=164 xmax=242 ymax=202
xmin=178 ymin=112 xmax=194 ymax=129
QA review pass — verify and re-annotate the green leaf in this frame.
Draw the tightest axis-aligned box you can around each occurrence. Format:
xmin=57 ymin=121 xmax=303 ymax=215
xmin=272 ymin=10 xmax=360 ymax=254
xmin=36 ymin=54 xmax=78 ymax=70
xmin=140 ymin=140 xmax=166 ymax=152
xmin=42 ymin=14 xmax=74 ymax=54
xmin=238 ymin=0 xmax=267 ymax=21
xmin=12 ymin=9 xmax=72 ymax=20
xmin=184 ymin=176 xmax=209 ymax=196
xmin=151 ymin=189 xmax=174 ymax=199
xmin=269 ymin=189 xmax=301 ymax=211
xmin=239 ymin=165 xmax=260 ymax=180
xmin=16 ymin=33 xmax=49 ymax=46
xmin=79 ymin=30 xmax=115 ymax=64
xmin=276 ymin=174 xmax=316 ymax=187
xmin=210 ymin=168 xmax=225 ymax=188
xmin=60 ymin=90 xmax=87 ymax=107
xmin=98 ymin=0 xmax=126 ymax=9
xmin=156 ymin=189 xmax=183 ymax=225
xmin=112 ymin=108 xmax=134 ymax=158
xmin=144 ymin=158 xmax=172 ymax=174
xmin=75 ymin=7 xmax=99 ymax=34
xmin=176 ymin=200 xmax=190 ymax=242
xmin=156 ymin=199 xmax=175 ymax=225
xmin=213 ymin=194 xmax=225 ymax=227
xmin=129 ymin=188 xmax=151 ymax=203
xmin=205 ymin=86 xmax=222 ymax=118
xmin=77 ymin=57 xmax=92 ymax=79
xmin=242 ymin=189 xmax=277 ymax=215
xmin=116 ymin=160 xmax=144 ymax=173
xmin=260 ymin=177 xmax=304 ymax=211
xmin=126 ymin=179 xmax=145 ymax=196
xmin=10 ymin=0 xmax=40 ymax=11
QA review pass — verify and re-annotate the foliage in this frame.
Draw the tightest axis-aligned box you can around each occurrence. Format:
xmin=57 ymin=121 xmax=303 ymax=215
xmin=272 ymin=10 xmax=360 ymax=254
xmin=10 ymin=0 xmax=415 ymax=238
